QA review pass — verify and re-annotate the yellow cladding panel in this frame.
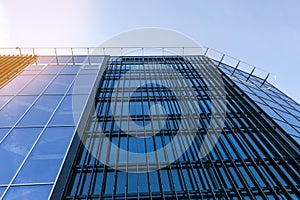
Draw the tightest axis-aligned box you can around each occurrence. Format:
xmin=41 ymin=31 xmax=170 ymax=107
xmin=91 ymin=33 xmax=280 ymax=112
xmin=0 ymin=55 xmax=37 ymax=88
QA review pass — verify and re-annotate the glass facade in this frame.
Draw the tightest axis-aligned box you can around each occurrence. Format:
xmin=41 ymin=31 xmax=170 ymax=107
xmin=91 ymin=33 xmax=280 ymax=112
xmin=0 ymin=53 xmax=299 ymax=199
xmin=59 ymin=56 xmax=300 ymax=199
xmin=0 ymin=56 xmax=104 ymax=199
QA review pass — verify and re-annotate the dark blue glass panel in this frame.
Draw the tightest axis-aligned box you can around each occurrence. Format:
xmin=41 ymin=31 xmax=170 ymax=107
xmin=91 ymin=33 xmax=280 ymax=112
xmin=149 ymin=171 xmax=160 ymax=192
xmin=0 ymin=96 xmax=37 ymax=126
xmin=160 ymin=170 xmax=171 ymax=192
xmin=3 ymin=185 xmax=52 ymax=200
xmin=13 ymin=126 xmax=75 ymax=184
xmin=44 ymin=75 xmax=75 ymax=94
xmin=138 ymin=173 xmax=148 ymax=193
xmin=18 ymin=95 xmax=63 ymax=126
xmin=127 ymin=173 xmax=138 ymax=193
xmin=20 ymin=75 xmax=54 ymax=94
xmin=0 ymin=128 xmax=41 ymax=184
xmin=116 ymin=172 xmax=126 ymax=194
xmin=104 ymin=172 xmax=115 ymax=195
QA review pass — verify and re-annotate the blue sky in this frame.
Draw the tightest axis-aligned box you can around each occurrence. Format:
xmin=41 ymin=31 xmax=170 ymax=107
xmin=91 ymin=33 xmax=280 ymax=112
xmin=1 ymin=0 xmax=299 ymax=102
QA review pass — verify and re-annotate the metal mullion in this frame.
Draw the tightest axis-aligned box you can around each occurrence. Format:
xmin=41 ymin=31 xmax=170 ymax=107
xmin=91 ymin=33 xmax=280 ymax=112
xmin=84 ymin=119 xmax=103 ymax=199
xmin=177 ymin=57 xmax=227 ymax=198
xmin=166 ymin=57 xmax=208 ymax=199
xmin=147 ymin=59 xmax=165 ymax=200
xmin=188 ymin=56 xmax=256 ymax=198
xmin=70 ymin=122 xmax=98 ymax=198
xmin=195 ymin=55 xmax=276 ymax=197
xmin=98 ymin=62 xmax=118 ymax=199
xmin=219 ymin=118 xmax=270 ymax=198
xmin=223 ymin=79 xmax=295 ymax=197
xmin=170 ymin=57 xmax=219 ymax=199
xmin=225 ymin=71 xmax=300 ymax=160
xmin=111 ymin=62 xmax=123 ymax=200
xmin=226 ymin=74 xmax=298 ymax=181
xmin=177 ymin=57 xmax=236 ymax=199
xmin=141 ymin=62 xmax=153 ymax=199
xmin=157 ymin=59 xmax=182 ymax=199
xmin=190 ymin=98 xmax=243 ymax=198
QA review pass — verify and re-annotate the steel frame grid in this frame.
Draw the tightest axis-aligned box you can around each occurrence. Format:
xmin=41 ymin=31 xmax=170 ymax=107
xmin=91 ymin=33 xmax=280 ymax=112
xmin=61 ymin=56 xmax=300 ymax=200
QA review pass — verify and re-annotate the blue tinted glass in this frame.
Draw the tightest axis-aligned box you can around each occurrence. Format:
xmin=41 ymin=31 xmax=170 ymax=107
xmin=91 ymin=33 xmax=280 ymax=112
xmin=116 ymin=172 xmax=126 ymax=194
xmin=256 ymin=103 xmax=283 ymax=121
xmin=13 ymin=126 xmax=75 ymax=184
xmin=3 ymin=185 xmax=52 ymax=200
xmin=68 ymin=74 xmax=98 ymax=94
xmin=0 ymin=76 xmax=34 ymax=95
xmin=274 ymin=119 xmax=299 ymax=136
xmin=58 ymin=56 xmax=71 ymax=64
xmin=44 ymin=75 xmax=75 ymax=94
xmin=127 ymin=173 xmax=138 ymax=193
xmin=41 ymin=65 xmax=62 ymax=74
xmin=49 ymin=95 xmax=75 ymax=125
xmin=138 ymin=173 xmax=148 ymax=192
xmin=149 ymin=171 xmax=160 ymax=192
xmin=74 ymin=56 xmax=86 ymax=63
xmin=291 ymin=135 xmax=300 ymax=143
xmin=0 ymin=128 xmax=41 ymax=184
xmin=20 ymin=75 xmax=54 ymax=94
xmin=0 ymin=187 xmax=6 ymax=197
xmin=61 ymin=65 xmax=81 ymax=74
xmin=89 ymin=56 xmax=104 ymax=63
xmin=0 ymin=96 xmax=37 ymax=126
xmin=275 ymin=109 xmax=300 ymax=126
xmin=18 ymin=95 xmax=63 ymax=126
xmin=0 ymin=128 xmax=9 ymax=141
xmin=104 ymin=172 xmax=115 ymax=194
xmin=161 ymin=170 xmax=171 ymax=192
xmin=0 ymin=96 xmax=12 ymax=108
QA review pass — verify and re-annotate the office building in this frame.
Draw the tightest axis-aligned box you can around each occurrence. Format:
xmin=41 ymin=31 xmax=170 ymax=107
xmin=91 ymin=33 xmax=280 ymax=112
xmin=0 ymin=47 xmax=299 ymax=199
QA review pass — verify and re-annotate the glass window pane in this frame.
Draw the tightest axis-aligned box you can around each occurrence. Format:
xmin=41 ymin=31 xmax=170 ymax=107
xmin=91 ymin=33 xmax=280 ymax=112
xmin=0 ymin=95 xmax=37 ymax=126
xmin=0 ymin=75 xmax=34 ymax=95
xmin=3 ymin=185 xmax=52 ymax=200
xmin=44 ymin=75 xmax=75 ymax=94
xmin=0 ymin=128 xmax=41 ymax=184
xmin=49 ymin=95 xmax=77 ymax=126
xmin=61 ymin=65 xmax=81 ymax=74
xmin=41 ymin=65 xmax=62 ymax=74
xmin=13 ymin=126 xmax=75 ymax=184
xmin=0 ymin=187 xmax=6 ymax=197
xmin=20 ymin=75 xmax=54 ymax=95
xmin=0 ymin=96 xmax=12 ymax=109
xmin=18 ymin=95 xmax=63 ymax=126
xmin=0 ymin=128 xmax=9 ymax=141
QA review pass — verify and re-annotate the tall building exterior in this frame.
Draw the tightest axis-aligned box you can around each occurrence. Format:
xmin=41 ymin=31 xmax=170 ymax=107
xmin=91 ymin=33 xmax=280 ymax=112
xmin=0 ymin=47 xmax=299 ymax=199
